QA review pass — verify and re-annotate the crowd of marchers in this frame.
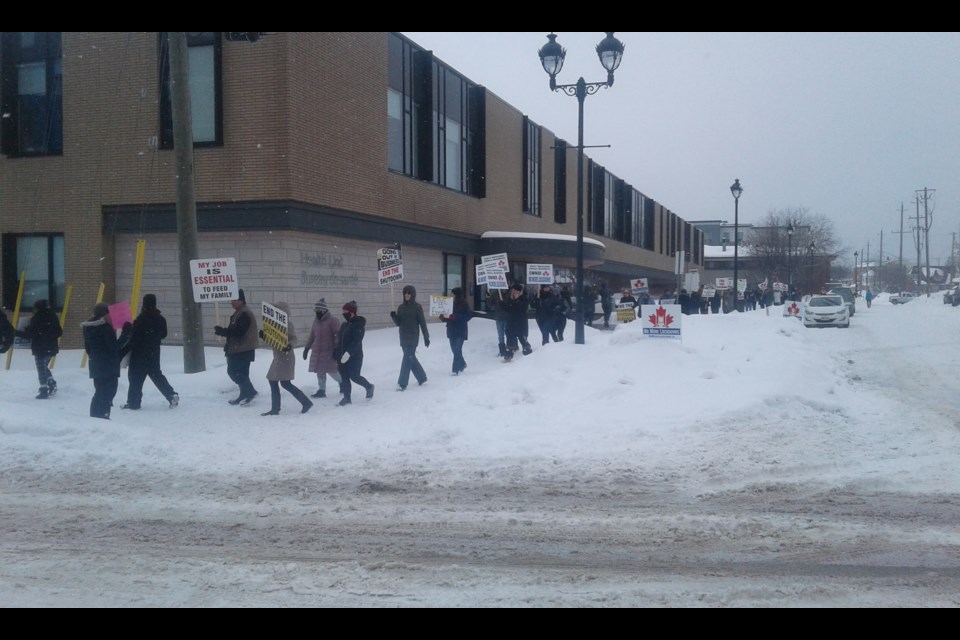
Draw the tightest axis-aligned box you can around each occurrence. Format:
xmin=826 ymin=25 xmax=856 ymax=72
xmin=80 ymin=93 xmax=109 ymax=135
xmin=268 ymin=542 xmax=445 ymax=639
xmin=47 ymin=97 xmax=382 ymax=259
xmin=0 ymin=279 xmax=809 ymax=418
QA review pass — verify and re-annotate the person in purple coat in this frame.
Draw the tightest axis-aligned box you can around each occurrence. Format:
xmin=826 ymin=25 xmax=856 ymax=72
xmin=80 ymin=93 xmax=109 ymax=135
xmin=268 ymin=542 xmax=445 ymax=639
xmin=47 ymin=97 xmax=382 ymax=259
xmin=303 ymin=298 xmax=342 ymax=399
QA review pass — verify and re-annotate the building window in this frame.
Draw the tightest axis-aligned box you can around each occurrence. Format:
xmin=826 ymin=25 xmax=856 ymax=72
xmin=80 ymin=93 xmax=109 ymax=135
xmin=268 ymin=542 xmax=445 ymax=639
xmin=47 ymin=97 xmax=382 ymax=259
xmin=388 ymin=33 xmax=485 ymax=197
xmin=522 ymin=116 xmax=541 ymax=216
xmin=554 ymin=139 xmax=567 ymax=224
xmin=2 ymin=234 xmax=65 ymax=311
xmin=444 ymin=253 xmax=465 ymax=295
xmin=159 ymin=32 xmax=222 ymax=149
xmin=589 ymin=161 xmax=603 ymax=235
xmin=1 ymin=32 xmax=62 ymax=157
xmin=643 ymin=198 xmax=655 ymax=251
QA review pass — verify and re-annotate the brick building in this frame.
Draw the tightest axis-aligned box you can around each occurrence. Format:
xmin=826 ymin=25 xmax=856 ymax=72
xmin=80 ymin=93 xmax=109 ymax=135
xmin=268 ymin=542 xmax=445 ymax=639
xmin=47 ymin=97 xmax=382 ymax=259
xmin=1 ymin=32 xmax=704 ymax=347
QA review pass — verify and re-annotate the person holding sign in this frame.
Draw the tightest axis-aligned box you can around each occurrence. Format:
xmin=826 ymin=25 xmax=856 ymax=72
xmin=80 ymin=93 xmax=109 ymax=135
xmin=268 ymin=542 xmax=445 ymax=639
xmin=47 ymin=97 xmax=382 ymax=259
xmin=390 ymin=285 xmax=430 ymax=391
xmin=0 ymin=308 xmax=15 ymax=354
xmin=258 ymin=301 xmax=313 ymax=416
xmin=214 ymin=288 xmax=260 ymax=406
xmin=120 ymin=294 xmax=179 ymax=410
xmin=81 ymin=303 xmax=122 ymax=419
xmin=438 ymin=287 xmax=472 ymax=375
xmin=15 ymin=298 xmax=63 ymax=399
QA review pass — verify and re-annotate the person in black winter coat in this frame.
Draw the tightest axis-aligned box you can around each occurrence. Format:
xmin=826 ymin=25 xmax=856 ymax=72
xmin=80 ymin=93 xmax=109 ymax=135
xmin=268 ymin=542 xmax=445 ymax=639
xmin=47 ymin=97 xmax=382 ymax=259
xmin=599 ymin=283 xmax=614 ymax=328
xmin=502 ymin=283 xmax=533 ymax=361
xmin=0 ymin=308 xmax=14 ymax=354
xmin=531 ymin=284 xmax=561 ymax=346
xmin=390 ymin=284 xmax=430 ymax=390
xmin=15 ymin=298 xmax=63 ymax=399
xmin=120 ymin=293 xmax=178 ymax=410
xmin=334 ymin=301 xmax=374 ymax=405
xmin=439 ymin=287 xmax=472 ymax=375
xmin=82 ymin=303 xmax=123 ymax=419
xmin=555 ymin=286 xmax=573 ymax=342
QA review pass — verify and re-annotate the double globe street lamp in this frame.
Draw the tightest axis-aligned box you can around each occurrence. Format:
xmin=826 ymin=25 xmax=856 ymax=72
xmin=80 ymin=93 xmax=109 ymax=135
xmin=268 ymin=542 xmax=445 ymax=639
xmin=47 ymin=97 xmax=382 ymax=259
xmin=539 ymin=32 xmax=625 ymax=344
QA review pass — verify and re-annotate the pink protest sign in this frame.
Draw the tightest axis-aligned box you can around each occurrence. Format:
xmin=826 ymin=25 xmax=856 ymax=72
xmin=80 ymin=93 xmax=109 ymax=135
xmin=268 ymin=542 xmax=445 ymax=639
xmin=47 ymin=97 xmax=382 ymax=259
xmin=107 ymin=301 xmax=132 ymax=329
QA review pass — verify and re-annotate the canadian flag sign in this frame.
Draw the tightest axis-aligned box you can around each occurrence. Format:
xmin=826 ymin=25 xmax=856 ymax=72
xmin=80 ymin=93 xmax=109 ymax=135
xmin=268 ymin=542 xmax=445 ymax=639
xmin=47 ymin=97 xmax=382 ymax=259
xmin=640 ymin=304 xmax=682 ymax=340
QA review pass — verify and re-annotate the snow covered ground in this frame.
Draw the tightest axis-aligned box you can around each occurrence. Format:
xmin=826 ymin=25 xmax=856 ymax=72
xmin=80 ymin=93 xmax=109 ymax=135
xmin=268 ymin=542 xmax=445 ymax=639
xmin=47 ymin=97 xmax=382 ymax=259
xmin=2 ymin=291 xmax=959 ymax=607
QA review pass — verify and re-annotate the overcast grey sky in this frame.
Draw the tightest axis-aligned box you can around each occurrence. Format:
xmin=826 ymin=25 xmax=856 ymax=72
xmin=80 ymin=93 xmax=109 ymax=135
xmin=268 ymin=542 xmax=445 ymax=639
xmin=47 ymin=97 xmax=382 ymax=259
xmin=403 ymin=32 xmax=960 ymax=268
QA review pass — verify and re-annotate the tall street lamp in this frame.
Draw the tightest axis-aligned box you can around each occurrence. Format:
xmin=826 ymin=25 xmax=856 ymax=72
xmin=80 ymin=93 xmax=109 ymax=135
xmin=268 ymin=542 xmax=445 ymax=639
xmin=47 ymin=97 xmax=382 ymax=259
xmin=854 ymin=251 xmax=859 ymax=295
xmin=787 ymin=221 xmax=795 ymax=291
xmin=540 ymin=32 xmax=625 ymax=345
xmin=730 ymin=179 xmax=743 ymax=311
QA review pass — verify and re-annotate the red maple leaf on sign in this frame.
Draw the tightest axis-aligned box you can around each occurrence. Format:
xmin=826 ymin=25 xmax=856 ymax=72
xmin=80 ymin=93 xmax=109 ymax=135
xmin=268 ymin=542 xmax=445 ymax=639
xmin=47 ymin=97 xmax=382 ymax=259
xmin=787 ymin=302 xmax=800 ymax=316
xmin=647 ymin=306 xmax=675 ymax=327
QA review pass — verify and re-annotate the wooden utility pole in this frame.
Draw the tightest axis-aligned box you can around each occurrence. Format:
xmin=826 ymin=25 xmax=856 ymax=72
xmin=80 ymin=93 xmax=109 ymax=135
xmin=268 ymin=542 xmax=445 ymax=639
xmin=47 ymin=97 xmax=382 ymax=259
xmin=168 ymin=32 xmax=206 ymax=373
xmin=916 ymin=187 xmax=935 ymax=297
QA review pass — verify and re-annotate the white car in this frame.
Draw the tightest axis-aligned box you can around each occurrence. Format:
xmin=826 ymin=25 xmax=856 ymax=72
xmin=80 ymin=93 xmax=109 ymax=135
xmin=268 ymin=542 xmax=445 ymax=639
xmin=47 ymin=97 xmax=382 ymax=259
xmin=802 ymin=294 xmax=850 ymax=328
xmin=890 ymin=292 xmax=917 ymax=305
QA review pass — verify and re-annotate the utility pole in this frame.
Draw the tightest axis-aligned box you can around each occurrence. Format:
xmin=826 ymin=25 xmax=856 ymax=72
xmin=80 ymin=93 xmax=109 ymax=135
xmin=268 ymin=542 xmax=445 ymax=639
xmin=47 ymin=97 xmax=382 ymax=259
xmin=917 ymin=187 xmax=935 ymax=297
xmin=169 ymin=32 xmax=206 ymax=373
xmin=878 ymin=229 xmax=883 ymax=293
xmin=912 ymin=198 xmax=923 ymax=291
xmin=899 ymin=203 xmax=904 ymax=292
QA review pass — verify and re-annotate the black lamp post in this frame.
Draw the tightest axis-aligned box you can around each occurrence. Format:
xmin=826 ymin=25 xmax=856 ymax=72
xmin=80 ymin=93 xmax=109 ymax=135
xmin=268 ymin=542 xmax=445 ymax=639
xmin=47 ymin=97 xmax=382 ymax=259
xmin=540 ymin=32 xmax=625 ymax=345
xmin=787 ymin=221 xmax=795 ymax=290
xmin=730 ymin=179 xmax=743 ymax=311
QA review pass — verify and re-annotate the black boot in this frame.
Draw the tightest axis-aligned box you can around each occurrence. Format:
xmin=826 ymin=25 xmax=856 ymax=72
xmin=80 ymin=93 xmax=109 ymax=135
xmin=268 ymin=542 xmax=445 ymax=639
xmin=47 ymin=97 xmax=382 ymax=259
xmin=261 ymin=408 xmax=280 ymax=416
xmin=311 ymin=389 xmax=326 ymax=398
xmin=36 ymin=386 xmax=49 ymax=400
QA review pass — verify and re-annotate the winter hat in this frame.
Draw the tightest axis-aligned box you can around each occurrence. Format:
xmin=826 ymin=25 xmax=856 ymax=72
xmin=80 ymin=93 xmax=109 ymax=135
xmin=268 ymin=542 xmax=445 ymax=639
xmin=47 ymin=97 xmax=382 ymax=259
xmin=402 ymin=285 xmax=416 ymax=298
xmin=142 ymin=293 xmax=157 ymax=310
xmin=93 ymin=302 xmax=110 ymax=318
xmin=236 ymin=288 xmax=246 ymax=303
xmin=314 ymin=298 xmax=328 ymax=313
xmin=511 ymin=283 xmax=524 ymax=293
xmin=33 ymin=299 xmax=49 ymax=311
xmin=451 ymin=287 xmax=463 ymax=298
xmin=342 ymin=300 xmax=358 ymax=315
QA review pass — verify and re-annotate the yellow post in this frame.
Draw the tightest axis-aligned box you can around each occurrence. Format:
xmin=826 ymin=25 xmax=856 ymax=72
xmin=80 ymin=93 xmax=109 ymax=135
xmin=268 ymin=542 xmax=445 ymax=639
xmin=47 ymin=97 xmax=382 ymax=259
xmin=80 ymin=283 xmax=105 ymax=369
xmin=130 ymin=239 xmax=146 ymax=318
xmin=4 ymin=271 xmax=26 ymax=370
xmin=49 ymin=283 xmax=72 ymax=369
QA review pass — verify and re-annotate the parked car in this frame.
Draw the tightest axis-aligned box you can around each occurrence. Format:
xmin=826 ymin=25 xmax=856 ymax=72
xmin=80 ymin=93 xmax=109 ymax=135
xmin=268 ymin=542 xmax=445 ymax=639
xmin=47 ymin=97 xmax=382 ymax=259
xmin=802 ymin=294 xmax=850 ymax=328
xmin=828 ymin=287 xmax=856 ymax=317
xmin=944 ymin=286 xmax=960 ymax=306
xmin=890 ymin=292 xmax=917 ymax=305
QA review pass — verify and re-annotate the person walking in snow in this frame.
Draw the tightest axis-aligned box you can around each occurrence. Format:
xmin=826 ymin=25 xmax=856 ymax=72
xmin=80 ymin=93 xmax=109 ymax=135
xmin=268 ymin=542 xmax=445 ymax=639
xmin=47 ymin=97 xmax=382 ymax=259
xmin=15 ymin=298 xmax=62 ymax=399
xmin=303 ymin=298 xmax=341 ymax=399
xmin=438 ymin=286 xmax=472 ymax=375
xmin=120 ymin=293 xmax=179 ymax=410
xmin=335 ymin=300 xmax=374 ymax=405
xmin=259 ymin=301 xmax=313 ymax=416
xmin=82 ymin=303 xmax=122 ymax=419
xmin=213 ymin=288 xmax=259 ymax=406
xmin=390 ymin=284 xmax=430 ymax=390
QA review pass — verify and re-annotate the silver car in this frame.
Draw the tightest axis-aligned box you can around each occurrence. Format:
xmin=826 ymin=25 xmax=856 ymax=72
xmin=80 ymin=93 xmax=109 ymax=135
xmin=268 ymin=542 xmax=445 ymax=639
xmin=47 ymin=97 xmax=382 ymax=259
xmin=803 ymin=294 xmax=850 ymax=328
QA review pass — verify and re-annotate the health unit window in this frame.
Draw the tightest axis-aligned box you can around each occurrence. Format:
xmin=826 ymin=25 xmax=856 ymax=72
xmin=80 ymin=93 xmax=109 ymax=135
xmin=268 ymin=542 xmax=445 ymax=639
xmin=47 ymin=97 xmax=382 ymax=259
xmin=159 ymin=32 xmax=222 ymax=149
xmin=387 ymin=33 xmax=485 ymax=197
xmin=1 ymin=32 xmax=62 ymax=157
xmin=2 ymin=234 xmax=65 ymax=311
xmin=522 ymin=116 xmax=541 ymax=216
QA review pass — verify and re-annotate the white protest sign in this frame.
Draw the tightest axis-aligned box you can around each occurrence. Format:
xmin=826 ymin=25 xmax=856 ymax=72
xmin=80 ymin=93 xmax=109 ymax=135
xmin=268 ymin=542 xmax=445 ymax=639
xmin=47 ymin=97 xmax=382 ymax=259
xmin=783 ymin=300 xmax=802 ymax=318
xmin=482 ymin=253 xmax=509 ymax=271
xmin=631 ymin=277 xmax=648 ymax=293
xmin=640 ymin=304 xmax=682 ymax=340
xmin=429 ymin=295 xmax=454 ymax=318
xmin=486 ymin=268 xmax=508 ymax=290
xmin=190 ymin=257 xmax=238 ymax=302
xmin=716 ymin=277 xmax=732 ymax=289
xmin=526 ymin=263 xmax=554 ymax=285
xmin=377 ymin=244 xmax=404 ymax=286
xmin=475 ymin=263 xmax=489 ymax=286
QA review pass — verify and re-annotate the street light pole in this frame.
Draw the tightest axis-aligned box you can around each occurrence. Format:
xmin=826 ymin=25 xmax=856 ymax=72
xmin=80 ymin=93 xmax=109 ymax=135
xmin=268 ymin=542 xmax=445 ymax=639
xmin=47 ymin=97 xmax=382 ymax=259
xmin=540 ymin=33 xmax=624 ymax=345
xmin=730 ymin=179 xmax=743 ymax=312
xmin=787 ymin=221 xmax=794 ymax=292
xmin=854 ymin=251 xmax=859 ymax=295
